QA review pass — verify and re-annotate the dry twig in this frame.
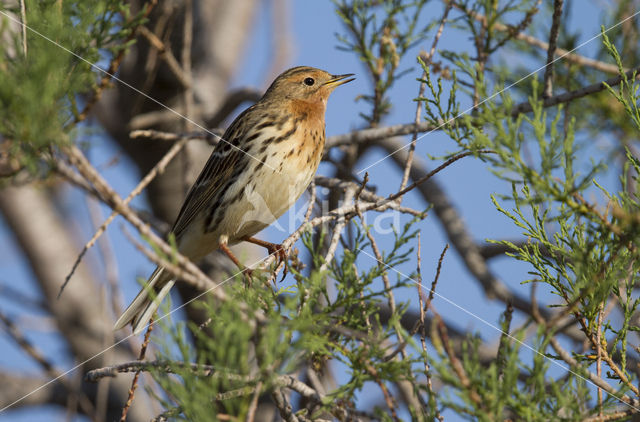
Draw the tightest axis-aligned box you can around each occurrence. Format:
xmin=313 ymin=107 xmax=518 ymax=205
xmin=416 ymin=235 xmax=444 ymax=421
xmin=542 ymin=0 xmax=564 ymax=98
xmin=119 ymin=319 xmax=153 ymax=422
xmin=399 ymin=2 xmax=452 ymax=193
xmin=456 ymin=2 xmax=623 ymax=74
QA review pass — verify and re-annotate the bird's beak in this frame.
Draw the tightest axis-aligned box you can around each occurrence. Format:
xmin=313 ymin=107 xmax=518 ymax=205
xmin=324 ymin=73 xmax=355 ymax=87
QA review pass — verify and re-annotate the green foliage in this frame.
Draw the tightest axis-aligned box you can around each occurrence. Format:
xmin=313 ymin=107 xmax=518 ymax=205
xmin=410 ymin=2 xmax=640 ymax=420
xmin=486 ymin=29 xmax=640 ymax=342
xmin=150 ymin=220 xmax=428 ymax=420
xmin=0 ymin=0 xmax=137 ymax=176
xmin=431 ymin=328 xmax=596 ymax=421
xmin=602 ymin=29 xmax=640 ymax=132
xmin=333 ymin=0 xmax=433 ymax=124
xmin=78 ymin=1 xmax=640 ymax=420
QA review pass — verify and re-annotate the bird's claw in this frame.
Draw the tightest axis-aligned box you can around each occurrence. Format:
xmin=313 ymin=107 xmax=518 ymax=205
xmin=266 ymin=243 xmax=288 ymax=281
xmin=267 ymin=243 xmax=287 ymax=265
xmin=242 ymin=267 xmax=254 ymax=287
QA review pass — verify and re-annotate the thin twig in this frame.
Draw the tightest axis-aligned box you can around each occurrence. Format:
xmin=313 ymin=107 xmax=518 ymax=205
xmin=325 ymin=68 xmax=639 ymax=149
xmin=19 ymin=0 xmax=26 ymax=56
xmin=86 ymin=360 xmax=322 ymax=404
xmin=426 ymin=244 xmax=448 ymax=312
xmin=510 ymin=66 xmax=640 ymax=115
xmin=62 ymin=145 xmax=257 ymax=324
xmin=53 ymin=157 xmax=103 ymax=199
xmin=129 ymin=129 xmax=219 ymax=141
xmin=75 ymin=0 xmax=158 ymax=123
xmin=0 ymin=311 xmax=96 ymax=415
xmin=436 ymin=315 xmax=483 ymax=406
xmin=245 ymin=381 xmax=262 ymax=422
xmin=60 ymin=135 xmax=190 ymax=296
xmin=363 ymin=218 xmax=396 ymax=319
xmin=87 ymin=360 xmax=248 ymax=382
xmin=496 ymin=302 xmax=513 ymax=382
xmin=137 ymin=26 xmax=191 ymax=89
xmin=542 ymin=0 xmax=564 ymax=98
xmin=131 ymin=1 xmax=176 ymax=117
xmin=319 ymin=187 xmax=356 ymax=272
xmin=384 ymin=150 xmax=495 ymax=205
xmin=181 ymin=0 xmax=194 ymax=128
xmin=272 ymin=389 xmax=299 ymax=422
xmin=415 ymin=234 xmax=443 ymax=421
xmin=404 ymin=0 xmax=453 ymax=189
xmin=457 ymin=2 xmax=622 ymax=74
xmin=365 ymin=364 xmax=400 ymax=422
xmin=85 ymin=195 xmax=124 ymax=326
xmin=315 ymin=176 xmax=424 ymax=216
xmin=531 ymin=312 xmax=640 ymax=408
xmin=119 ymin=318 xmax=153 ymax=422
xmin=596 ymin=303 xmax=604 ymax=418
xmin=0 ymin=311 xmax=55 ymax=376
xmin=399 ymin=3 xmax=451 ymax=193
xmin=582 ymin=409 xmax=639 ymax=421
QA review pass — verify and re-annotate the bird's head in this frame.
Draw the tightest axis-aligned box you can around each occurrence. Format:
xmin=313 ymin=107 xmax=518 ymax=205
xmin=263 ymin=66 xmax=354 ymax=106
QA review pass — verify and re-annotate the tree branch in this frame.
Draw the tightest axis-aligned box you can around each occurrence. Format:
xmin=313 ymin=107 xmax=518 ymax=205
xmin=456 ymin=2 xmax=623 ymax=75
xmin=0 ymin=184 xmax=150 ymax=421
xmin=542 ymin=0 xmax=564 ymax=98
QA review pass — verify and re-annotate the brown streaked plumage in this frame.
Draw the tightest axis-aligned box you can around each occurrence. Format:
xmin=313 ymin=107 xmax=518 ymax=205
xmin=115 ymin=66 xmax=354 ymax=334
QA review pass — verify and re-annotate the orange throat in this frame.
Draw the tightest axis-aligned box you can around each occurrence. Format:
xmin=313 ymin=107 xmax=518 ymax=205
xmin=289 ymin=100 xmax=325 ymax=170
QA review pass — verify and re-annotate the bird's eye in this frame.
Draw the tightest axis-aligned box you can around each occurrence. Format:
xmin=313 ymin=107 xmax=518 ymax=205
xmin=303 ymin=77 xmax=315 ymax=86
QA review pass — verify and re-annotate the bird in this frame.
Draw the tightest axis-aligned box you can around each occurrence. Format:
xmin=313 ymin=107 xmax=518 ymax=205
xmin=114 ymin=66 xmax=354 ymax=334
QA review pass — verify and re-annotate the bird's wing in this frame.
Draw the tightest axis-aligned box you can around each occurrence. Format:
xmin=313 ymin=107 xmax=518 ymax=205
xmin=170 ymin=112 xmax=253 ymax=240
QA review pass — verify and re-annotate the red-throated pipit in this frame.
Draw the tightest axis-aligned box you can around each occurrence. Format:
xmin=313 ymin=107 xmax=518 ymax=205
xmin=115 ymin=66 xmax=354 ymax=334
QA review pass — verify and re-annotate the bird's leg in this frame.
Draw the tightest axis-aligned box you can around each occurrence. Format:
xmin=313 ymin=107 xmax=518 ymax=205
xmin=243 ymin=236 xmax=288 ymax=281
xmin=219 ymin=242 xmax=253 ymax=285
xmin=243 ymin=237 xmax=287 ymax=264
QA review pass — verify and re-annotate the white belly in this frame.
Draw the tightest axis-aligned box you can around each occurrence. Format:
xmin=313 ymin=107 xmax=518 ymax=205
xmin=229 ymin=156 xmax=315 ymax=240
xmin=177 ymin=128 xmax=321 ymax=258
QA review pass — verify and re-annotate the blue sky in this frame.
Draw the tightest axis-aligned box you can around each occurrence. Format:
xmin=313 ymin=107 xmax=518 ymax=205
xmin=0 ymin=0 xmax=623 ymax=420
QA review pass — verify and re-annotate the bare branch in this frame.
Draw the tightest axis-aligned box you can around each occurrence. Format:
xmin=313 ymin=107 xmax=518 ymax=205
xmin=375 ymin=137 xmax=569 ymax=324
xmin=138 ymin=26 xmax=191 ymax=89
xmin=542 ymin=0 xmax=564 ymax=98
xmin=511 ymin=65 xmax=640 ymax=115
xmin=61 ymin=135 xmax=191 ymax=296
xmin=326 ymin=66 xmax=639 ymax=150
xmin=0 ymin=184 xmax=149 ymax=420
xmin=458 ymin=2 xmax=623 ymax=74
xmin=119 ymin=319 xmax=154 ymax=422
xmin=272 ymin=389 xmax=299 ymax=422
xmin=416 ymin=236 xmax=444 ymax=421
xmin=0 ymin=311 xmax=96 ymax=415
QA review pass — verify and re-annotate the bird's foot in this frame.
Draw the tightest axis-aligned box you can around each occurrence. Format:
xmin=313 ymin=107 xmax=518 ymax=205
xmin=243 ymin=237 xmax=289 ymax=279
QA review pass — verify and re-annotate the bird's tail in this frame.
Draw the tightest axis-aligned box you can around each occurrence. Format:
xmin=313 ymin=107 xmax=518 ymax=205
xmin=114 ymin=267 xmax=175 ymax=335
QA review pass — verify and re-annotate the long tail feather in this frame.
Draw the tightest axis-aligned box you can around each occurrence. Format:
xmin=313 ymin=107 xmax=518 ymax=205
xmin=131 ymin=280 xmax=174 ymax=335
xmin=114 ymin=267 xmax=174 ymax=333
